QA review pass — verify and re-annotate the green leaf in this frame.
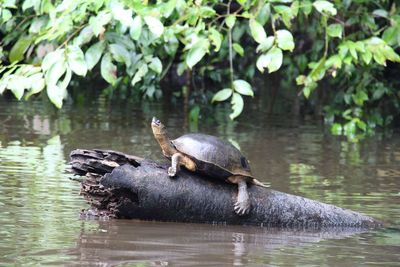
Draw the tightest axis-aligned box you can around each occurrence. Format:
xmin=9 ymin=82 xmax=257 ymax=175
xmin=344 ymin=94 xmax=352 ymax=105
xmin=343 ymin=120 xmax=356 ymax=135
xmin=144 ymin=16 xmax=164 ymax=38
xmin=9 ymin=36 xmax=33 ymax=63
xmin=347 ymin=42 xmax=358 ymax=60
xmin=16 ymin=65 xmax=41 ymax=76
xmin=46 ymin=84 xmax=66 ymax=109
xmin=256 ymin=36 xmax=275 ymax=53
xmin=296 ymin=75 xmax=306 ymax=85
xmin=325 ymin=55 xmax=342 ymax=68
xmin=42 ymin=50 xmax=65 ymax=71
xmin=101 ymin=53 xmax=117 ymax=85
xmin=256 ymin=47 xmax=283 ymax=73
xmin=233 ymin=43 xmax=244 ymax=56
xmin=309 ymin=57 xmax=326 ymax=81
xmin=110 ymin=1 xmax=134 ymax=27
xmin=356 ymin=120 xmax=367 ymax=132
xmin=212 ymin=88 xmax=232 ymax=102
xmin=189 ymin=105 xmax=200 ymax=126
xmin=373 ymin=50 xmax=386 ymax=66
xmin=2 ymin=9 xmax=12 ymax=22
xmin=149 ymin=57 xmax=162 ymax=74
xmin=176 ymin=62 xmax=186 ymax=76
xmin=256 ymin=3 xmax=271 ymax=25
xmin=67 ymin=45 xmax=87 ymax=76
xmin=160 ymin=0 xmax=177 ymax=17
xmin=273 ymin=5 xmax=294 ymax=28
xmin=109 ymin=43 xmax=131 ymax=68
xmin=0 ymin=81 xmax=7 ymax=95
xmin=3 ymin=0 xmax=17 ymax=8
xmin=313 ymin=0 xmax=337 ymax=15
xmin=85 ymin=41 xmax=105 ymax=70
xmin=290 ymin=1 xmax=300 ymax=15
xmin=331 ymin=123 xmax=342 ymax=135
xmin=230 ymin=93 xmax=244 ymax=120
xmin=303 ymin=86 xmax=311 ymax=98
xmin=57 ymin=66 xmax=72 ymax=91
xmin=25 ymin=72 xmax=45 ymax=99
xmin=233 ymin=80 xmax=253 ymax=96
xmin=72 ymin=26 xmax=94 ymax=47
xmin=354 ymin=41 xmax=365 ymax=53
xmin=22 ymin=0 xmax=41 ymax=11
xmin=327 ymin=23 xmax=343 ymax=38
xmin=29 ymin=17 xmax=47 ymax=33
xmin=372 ymin=9 xmax=388 ymax=18
xmin=131 ymin=63 xmax=148 ymax=87
xmin=365 ymin=37 xmax=385 ymax=46
xmin=302 ymin=0 xmax=313 ymax=15
xmin=209 ymin=28 xmax=223 ymax=52
xmin=6 ymin=75 xmax=29 ymax=100
xmin=45 ymin=61 xmax=67 ymax=86
xmin=361 ymin=50 xmax=372 ymax=65
xmin=381 ymin=45 xmax=400 ymax=62
xmin=226 ymin=15 xmax=236 ymax=29
xmin=28 ymin=73 xmax=45 ymax=93
xmin=382 ymin=27 xmax=398 ymax=46
xmin=276 ymin=29 xmax=294 ymax=51
xmin=256 ymin=54 xmax=269 ymax=73
xmin=186 ymin=39 xmax=209 ymax=69
xmin=352 ymin=90 xmax=368 ymax=106
xmin=89 ymin=11 xmax=112 ymax=37
xmin=303 ymin=81 xmax=317 ymax=98
xmin=105 ymin=32 xmax=135 ymax=50
xmin=249 ymin=19 xmax=267 ymax=44
xmin=130 ymin=16 xmax=142 ymax=41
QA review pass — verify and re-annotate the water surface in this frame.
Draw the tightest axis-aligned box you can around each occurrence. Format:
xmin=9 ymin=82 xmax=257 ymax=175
xmin=0 ymin=98 xmax=399 ymax=266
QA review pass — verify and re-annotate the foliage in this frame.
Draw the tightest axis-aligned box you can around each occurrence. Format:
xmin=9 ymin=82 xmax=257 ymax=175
xmin=0 ymin=0 xmax=399 ymax=135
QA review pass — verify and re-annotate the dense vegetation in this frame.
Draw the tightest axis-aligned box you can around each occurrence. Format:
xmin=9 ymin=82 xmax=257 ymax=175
xmin=0 ymin=0 xmax=399 ymax=138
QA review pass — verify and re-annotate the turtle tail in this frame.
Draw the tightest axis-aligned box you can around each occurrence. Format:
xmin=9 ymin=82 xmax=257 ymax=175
xmin=251 ymin=178 xmax=269 ymax=188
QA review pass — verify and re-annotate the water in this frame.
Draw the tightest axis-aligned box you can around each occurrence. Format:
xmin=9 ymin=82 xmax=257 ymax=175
xmin=0 ymin=98 xmax=399 ymax=266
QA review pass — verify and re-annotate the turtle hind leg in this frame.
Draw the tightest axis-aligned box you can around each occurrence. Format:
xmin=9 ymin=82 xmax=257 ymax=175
xmin=228 ymin=176 xmax=250 ymax=216
xmin=168 ymin=152 xmax=196 ymax=177
xmin=251 ymin=178 xmax=269 ymax=188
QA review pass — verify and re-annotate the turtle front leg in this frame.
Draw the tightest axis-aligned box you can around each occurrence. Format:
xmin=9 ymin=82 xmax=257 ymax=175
xmin=228 ymin=176 xmax=250 ymax=216
xmin=168 ymin=153 xmax=196 ymax=177
xmin=168 ymin=153 xmax=182 ymax=177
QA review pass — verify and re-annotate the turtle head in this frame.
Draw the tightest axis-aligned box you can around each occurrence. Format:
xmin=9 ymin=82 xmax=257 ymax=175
xmin=152 ymin=117 xmax=176 ymax=155
xmin=151 ymin=117 xmax=167 ymax=135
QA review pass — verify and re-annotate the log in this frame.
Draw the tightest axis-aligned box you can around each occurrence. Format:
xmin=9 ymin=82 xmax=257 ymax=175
xmin=69 ymin=149 xmax=382 ymax=228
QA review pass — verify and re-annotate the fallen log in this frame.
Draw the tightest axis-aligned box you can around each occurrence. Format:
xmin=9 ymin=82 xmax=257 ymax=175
xmin=69 ymin=149 xmax=382 ymax=228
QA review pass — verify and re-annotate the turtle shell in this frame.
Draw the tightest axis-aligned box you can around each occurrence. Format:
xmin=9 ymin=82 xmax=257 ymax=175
xmin=171 ymin=133 xmax=253 ymax=180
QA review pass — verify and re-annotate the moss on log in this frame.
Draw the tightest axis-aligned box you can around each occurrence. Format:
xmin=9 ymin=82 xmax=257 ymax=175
xmin=70 ymin=149 xmax=381 ymax=228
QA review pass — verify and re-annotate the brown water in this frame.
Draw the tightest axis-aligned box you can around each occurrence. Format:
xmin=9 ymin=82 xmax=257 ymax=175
xmin=0 ymin=98 xmax=399 ymax=266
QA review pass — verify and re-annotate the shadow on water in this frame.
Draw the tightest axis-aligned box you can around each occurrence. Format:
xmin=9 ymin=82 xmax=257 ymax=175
xmin=0 ymin=98 xmax=399 ymax=266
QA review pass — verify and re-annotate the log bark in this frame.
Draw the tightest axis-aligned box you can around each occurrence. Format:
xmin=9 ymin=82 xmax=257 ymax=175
xmin=70 ymin=149 xmax=382 ymax=228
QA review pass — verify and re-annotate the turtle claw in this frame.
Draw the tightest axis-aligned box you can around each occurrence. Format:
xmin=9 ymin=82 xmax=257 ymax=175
xmin=234 ymin=200 xmax=250 ymax=216
xmin=168 ymin=167 xmax=177 ymax=177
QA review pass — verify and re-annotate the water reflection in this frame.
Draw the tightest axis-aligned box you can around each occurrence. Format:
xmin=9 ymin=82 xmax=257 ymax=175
xmin=0 ymin=134 xmax=87 ymax=265
xmin=66 ymin=220 xmax=374 ymax=267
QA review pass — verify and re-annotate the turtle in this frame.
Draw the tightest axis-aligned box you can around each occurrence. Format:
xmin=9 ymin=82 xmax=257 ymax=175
xmin=151 ymin=117 xmax=268 ymax=216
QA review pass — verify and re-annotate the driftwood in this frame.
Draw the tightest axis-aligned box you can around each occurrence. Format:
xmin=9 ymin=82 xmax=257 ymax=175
xmin=69 ymin=149 xmax=381 ymax=228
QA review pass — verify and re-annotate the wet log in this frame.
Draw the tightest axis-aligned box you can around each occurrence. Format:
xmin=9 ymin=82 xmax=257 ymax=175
xmin=69 ymin=149 xmax=382 ymax=228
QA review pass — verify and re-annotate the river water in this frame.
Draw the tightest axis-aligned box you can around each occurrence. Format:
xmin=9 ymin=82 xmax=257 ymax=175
xmin=0 ymin=98 xmax=399 ymax=266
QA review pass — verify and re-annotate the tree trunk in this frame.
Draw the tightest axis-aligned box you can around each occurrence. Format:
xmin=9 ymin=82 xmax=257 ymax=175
xmin=70 ymin=149 xmax=381 ymax=228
